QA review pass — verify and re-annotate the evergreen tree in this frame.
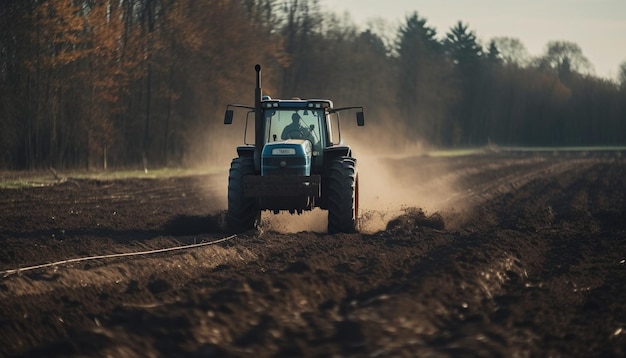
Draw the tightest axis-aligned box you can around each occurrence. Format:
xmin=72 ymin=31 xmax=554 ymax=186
xmin=486 ymin=40 xmax=502 ymax=66
xmin=619 ymin=60 xmax=626 ymax=89
xmin=395 ymin=12 xmax=453 ymax=145
xmin=444 ymin=21 xmax=483 ymax=73
xmin=443 ymin=21 xmax=486 ymax=145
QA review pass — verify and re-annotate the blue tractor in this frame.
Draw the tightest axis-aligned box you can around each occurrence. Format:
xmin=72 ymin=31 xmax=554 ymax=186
xmin=224 ymin=64 xmax=364 ymax=233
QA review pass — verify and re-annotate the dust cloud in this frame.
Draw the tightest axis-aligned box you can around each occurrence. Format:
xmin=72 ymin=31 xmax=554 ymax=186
xmin=198 ymin=112 xmax=466 ymax=234
xmin=256 ymin=125 xmax=465 ymax=234
xmin=351 ymin=138 xmax=462 ymax=233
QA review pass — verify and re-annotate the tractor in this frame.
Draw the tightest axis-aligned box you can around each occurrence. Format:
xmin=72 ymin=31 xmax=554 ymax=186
xmin=224 ymin=64 xmax=364 ymax=233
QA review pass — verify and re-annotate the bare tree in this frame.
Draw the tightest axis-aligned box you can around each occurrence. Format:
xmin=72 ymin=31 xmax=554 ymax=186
xmin=491 ymin=37 xmax=530 ymax=66
xmin=535 ymin=40 xmax=594 ymax=77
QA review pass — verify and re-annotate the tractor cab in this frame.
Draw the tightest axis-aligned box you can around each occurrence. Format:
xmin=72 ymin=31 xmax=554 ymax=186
xmin=261 ymin=98 xmax=333 ymax=173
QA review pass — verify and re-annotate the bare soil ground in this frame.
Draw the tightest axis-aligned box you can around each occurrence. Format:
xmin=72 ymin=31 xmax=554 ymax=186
xmin=1 ymin=150 xmax=625 ymax=357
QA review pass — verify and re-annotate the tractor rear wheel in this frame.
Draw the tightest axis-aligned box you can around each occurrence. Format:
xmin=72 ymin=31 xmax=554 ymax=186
xmin=227 ymin=157 xmax=260 ymax=232
xmin=327 ymin=157 xmax=359 ymax=233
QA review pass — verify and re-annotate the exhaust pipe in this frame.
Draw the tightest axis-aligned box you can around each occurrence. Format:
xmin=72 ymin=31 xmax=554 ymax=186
xmin=254 ymin=64 xmax=263 ymax=171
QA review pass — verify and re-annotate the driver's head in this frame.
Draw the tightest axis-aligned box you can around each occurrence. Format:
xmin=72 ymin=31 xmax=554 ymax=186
xmin=292 ymin=113 xmax=300 ymax=123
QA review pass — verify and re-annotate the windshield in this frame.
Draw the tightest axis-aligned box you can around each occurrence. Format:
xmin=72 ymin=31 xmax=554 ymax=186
xmin=264 ymin=108 xmax=323 ymax=149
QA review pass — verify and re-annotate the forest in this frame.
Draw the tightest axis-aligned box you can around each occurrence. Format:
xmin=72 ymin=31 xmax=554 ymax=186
xmin=1 ymin=0 xmax=625 ymax=170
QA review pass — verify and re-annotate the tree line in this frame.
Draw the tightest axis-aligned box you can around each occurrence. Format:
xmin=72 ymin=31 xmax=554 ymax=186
xmin=1 ymin=0 xmax=625 ymax=170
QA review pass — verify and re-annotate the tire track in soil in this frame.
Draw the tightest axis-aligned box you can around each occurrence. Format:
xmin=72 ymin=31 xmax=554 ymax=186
xmin=1 ymin=152 xmax=625 ymax=357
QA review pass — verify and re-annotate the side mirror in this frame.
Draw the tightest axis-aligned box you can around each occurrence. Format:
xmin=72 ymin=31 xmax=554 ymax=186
xmin=356 ymin=111 xmax=365 ymax=126
xmin=224 ymin=109 xmax=234 ymax=124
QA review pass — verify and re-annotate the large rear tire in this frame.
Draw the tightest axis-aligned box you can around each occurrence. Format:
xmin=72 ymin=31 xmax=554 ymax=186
xmin=327 ymin=157 xmax=359 ymax=234
xmin=227 ymin=157 xmax=260 ymax=232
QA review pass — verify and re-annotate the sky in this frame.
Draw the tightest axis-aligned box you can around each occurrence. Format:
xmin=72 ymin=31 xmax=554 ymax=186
xmin=319 ymin=0 xmax=626 ymax=80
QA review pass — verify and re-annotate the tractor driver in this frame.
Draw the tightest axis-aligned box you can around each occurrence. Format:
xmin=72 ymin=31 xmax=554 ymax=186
xmin=281 ymin=112 xmax=314 ymax=142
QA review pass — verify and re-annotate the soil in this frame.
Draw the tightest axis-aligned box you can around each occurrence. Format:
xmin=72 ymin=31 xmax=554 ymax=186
xmin=1 ymin=150 xmax=625 ymax=357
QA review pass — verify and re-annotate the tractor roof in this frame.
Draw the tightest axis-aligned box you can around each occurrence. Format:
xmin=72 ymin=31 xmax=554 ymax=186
xmin=261 ymin=97 xmax=334 ymax=110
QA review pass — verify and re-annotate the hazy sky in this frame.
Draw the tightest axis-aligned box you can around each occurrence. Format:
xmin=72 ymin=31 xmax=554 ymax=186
xmin=320 ymin=0 xmax=626 ymax=80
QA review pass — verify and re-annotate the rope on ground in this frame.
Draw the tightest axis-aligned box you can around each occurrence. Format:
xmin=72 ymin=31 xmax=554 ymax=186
xmin=1 ymin=234 xmax=237 ymax=277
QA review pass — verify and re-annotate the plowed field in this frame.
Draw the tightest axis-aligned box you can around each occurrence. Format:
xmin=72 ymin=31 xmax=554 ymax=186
xmin=1 ymin=150 xmax=625 ymax=357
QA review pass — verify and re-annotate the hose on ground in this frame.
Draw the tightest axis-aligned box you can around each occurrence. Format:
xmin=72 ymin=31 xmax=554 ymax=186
xmin=1 ymin=235 xmax=237 ymax=277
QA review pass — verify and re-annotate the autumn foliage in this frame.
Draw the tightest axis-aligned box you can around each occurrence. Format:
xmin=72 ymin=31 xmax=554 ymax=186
xmin=0 ymin=1 xmax=625 ymax=170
